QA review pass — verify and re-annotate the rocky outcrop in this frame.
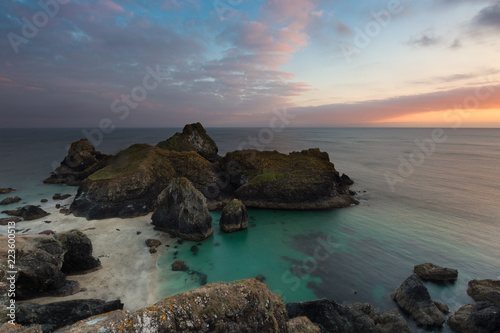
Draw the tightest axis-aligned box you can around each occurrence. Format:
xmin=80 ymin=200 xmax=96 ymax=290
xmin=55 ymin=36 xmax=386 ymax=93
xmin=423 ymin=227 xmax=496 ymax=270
xmin=70 ymin=144 xmax=217 ymax=219
xmin=54 ymin=230 xmax=101 ymax=274
xmin=16 ymin=299 xmax=123 ymax=333
xmin=43 ymin=139 xmax=111 ymax=186
xmin=217 ymin=148 xmax=358 ymax=210
xmin=286 ymin=298 xmax=410 ymax=333
xmin=220 ymin=199 xmax=248 ymax=233
xmin=172 ymin=260 xmax=188 ymax=271
xmin=448 ymin=302 xmax=500 ymax=333
xmin=287 ymin=316 xmax=321 ymax=332
xmin=156 ymin=122 xmax=219 ymax=162
xmin=413 ymin=263 xmax=458 ymax=282
xmin=467 ymin=279 xmax=500 ymax=307
xmin=0 ymin=188 xmax=15 ymax=194
xmin=390 ymin=274 xmax=445 ymax=328
xmin=0 ymin=196 xmax=22 ymax=205
xmin=1 ymin=206 xmax=50 ymax=221
xmin=151 ymin=177 xmax=213 ymax=241
xmin=54 ymin=279 xmax=288 ymax=332
xmin=0 ymin=217 xmax=22 ymax=225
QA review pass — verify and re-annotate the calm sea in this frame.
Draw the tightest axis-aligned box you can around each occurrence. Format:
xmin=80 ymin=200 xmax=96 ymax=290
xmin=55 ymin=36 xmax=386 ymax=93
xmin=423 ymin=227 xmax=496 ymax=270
xmin=1 ymin=127 xmax=499 ymax=332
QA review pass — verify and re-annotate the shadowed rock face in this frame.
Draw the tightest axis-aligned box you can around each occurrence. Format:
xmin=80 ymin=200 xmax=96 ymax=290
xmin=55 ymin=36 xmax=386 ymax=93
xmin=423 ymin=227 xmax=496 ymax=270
xmin=1 ymin=206 xmax=50 ymax=221
xmin=467 ymin=279 xmax=500 ymax=307
xmin=53 ymin=279 xmax=289 ymax=333
xmin=43 ymin=139 xmax=110 ymax=186
xmin=152 ymin=177 xmax=214 ymax=241
xmin=54 ymin=230 xmax=101 ymax=274
xmin=220 ymin=199 xmax=248 ymax=233
xmin=156 ymin=122 xmax=219 ymax=162
xmin=413 ymin=263 xmax=458 ymax=282
xmin=448 ymin=301 xmax=500 ymax=333
xmin=390 ymin=274 xmax=445 ymax=328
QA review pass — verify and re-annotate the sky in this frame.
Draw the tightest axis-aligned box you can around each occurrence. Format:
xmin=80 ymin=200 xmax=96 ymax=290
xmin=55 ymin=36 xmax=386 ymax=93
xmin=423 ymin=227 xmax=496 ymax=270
xmin=1 ymin=0 xmax=500 ymax=128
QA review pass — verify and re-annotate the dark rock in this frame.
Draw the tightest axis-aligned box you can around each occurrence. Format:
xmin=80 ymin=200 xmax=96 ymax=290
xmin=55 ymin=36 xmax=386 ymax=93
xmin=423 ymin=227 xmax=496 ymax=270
xmin=54 ymin=230 xmax=101 ymax=274
xmin=190 ymin=245 xmax=199 ymax=253
xmin=467 ymin=279 xmax=500 ymax=307
xmin=172 ymin=260 xmax=188 ymax=271
xmin=255 ymin=275 xmax=266 ymax=282
xmin=173 ymin=251 xmax=179 ymax=255
xmin=414 ymin=263 xmax=458 ymax=282
xmin=0 ymin=196 xmax=22 ymax=205
xmin=390 ymin=274 xmax=445 ymax=328
xmin=59 ymin=208 xmax=70 ymax=215
xmin=152 ymin=177 xmax=214 ymax=241
xmin=220 ymin=199 xmax=248 ymax=233
xmin=145 ymin=239 xmax=161 ymax=248
xmin=1 ymin=206 xmax=50 ymax=221
xmin=340 ymin=173 xmax=354 ymax=185
xmin=434 ymin=301 xmax=450 ymax=314
xmin=55 ymin=204 xmax=61 ymax=209
xmin=0 ymin=188 xmax=15 ymax=194
xmin=70 ymin=144 xmax=217 ymax=220
xmin=156 ymin=122 xmax=219 ymax=162
xmin=176 ymin=239 xmax=184 ymax=245
xmin=43 ymin=139 xmax=111 ymax=186
xmin=0 ymin=217 xmax=22 ymax=225
xmin=186 ymin=270 xmax=208 ymax=286
xmin=136 ymin=231 xmax=141 ymax=235
xmin=38 ymin=230 xmax=55 ymax=235
xmin=40 ymin=199 xmax=48 ymax=203
xmin=52 ymin=193 xmax=72 ymax=200
xmin=448 ymin=301 xmax=500 ymax=333
xmin=16 ymin=299 xmax=123 ymax=332
xmin=149 ymin=247 xmax=157 ymax=254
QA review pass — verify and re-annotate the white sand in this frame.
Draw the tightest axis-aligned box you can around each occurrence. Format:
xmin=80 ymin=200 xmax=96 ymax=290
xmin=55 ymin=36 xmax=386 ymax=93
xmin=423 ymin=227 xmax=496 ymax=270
xmin=1 ymin=196 xmax=173 ymax=311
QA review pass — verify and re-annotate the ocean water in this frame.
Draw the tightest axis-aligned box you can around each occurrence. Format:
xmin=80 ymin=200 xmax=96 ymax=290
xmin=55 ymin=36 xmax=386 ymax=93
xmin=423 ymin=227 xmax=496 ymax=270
xmin=1 ymin=127 xmax=499 ymax=332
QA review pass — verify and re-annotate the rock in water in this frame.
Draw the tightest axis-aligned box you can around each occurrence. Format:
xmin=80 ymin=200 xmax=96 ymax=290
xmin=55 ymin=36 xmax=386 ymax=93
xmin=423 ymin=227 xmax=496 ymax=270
xmin=0 ymin=188 xmax=15 ymax=194
xmin=57 ymin=279 xmax=288 ymax=332
xmin=156 ymin=122 xmax=219 ymax=162
xmin=43 ymin=138 xmax=110 ymax=186
xmin=0 ymin=196 xmax=22 ymax=205
xmin=413 ymin=263 xmax=458 ymax=282
xmin=70 ymin=144 xmax=216 ymax=220
xmin=172 ymin=260 xmax=189 ymax=271
xmin=145 ymin=239 xmax=161 ymax=248
xmin=152 ymin=177 xmax=214 ymax=241
xmin=1 ymin=205 xmax=50 ymax=221
xmin=16 ymin=299 xmax=123 ymax=332
xmin=467 ymin=279 xmax=500 ymax=307
xmin=390 ymin=274 xmax=445 ymax=328
xmin=448 ymin=302 xmax=500 ymax=333
xmin=54 ymin=230 xmax=101 ymax=274
xmin=220 ymin=199 xmax=248 ymax=233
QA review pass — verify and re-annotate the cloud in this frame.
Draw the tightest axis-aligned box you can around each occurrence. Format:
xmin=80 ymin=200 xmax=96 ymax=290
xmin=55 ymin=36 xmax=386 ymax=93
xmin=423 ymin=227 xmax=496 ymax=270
xmin=449 ymin=38 xmax=462 ymax=49
xmin=407 ymin=31 xmax=442 ymax=47
xmin=472 ymin=3 xmax=500 ymax=30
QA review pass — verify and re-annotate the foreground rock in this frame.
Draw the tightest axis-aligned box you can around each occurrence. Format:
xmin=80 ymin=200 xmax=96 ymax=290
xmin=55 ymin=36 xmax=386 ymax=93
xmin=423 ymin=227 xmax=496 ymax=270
xmin=55 ymin=279 xmax=288 ymax=332
xmin=217 ymin=148 xmax=358 ymax=210
xmin=156 ymin=122 xmax=219 ymax=162
xmin=152 ymin=177 xmax=213 ymax=241
xmin=286 ymin=298 xmax=410 ymax=333
xmin=54 ymin=230 xmax=101 ymax=274
xmin=220 ymin=199 xmax=248 ymax=233
xmin=44 ymin=139 xmax=110 ymax=186
xmin=448 ymin=301 xmax=500 ymax=333
xmin=70 ymin=144 xmax=216 ymax=219
xmin=0 ymin=324 xmax=41 ymax=332
xmin=0 ymin=217 xmax=22 ymax=225
xmin=0 ymin=196 xmax=22 ymax=205
xmin=390 ymin=274 xmax=445 ymax=328
xmin=1 ymin=206 xmax=50 ymax=221
xmin=413 ymin=263 xmax=458 ymax=282
xmin=16 ymin=299 xmax=123 ymax=332
xmin=467 ymin=279 xmax=500 ymax=307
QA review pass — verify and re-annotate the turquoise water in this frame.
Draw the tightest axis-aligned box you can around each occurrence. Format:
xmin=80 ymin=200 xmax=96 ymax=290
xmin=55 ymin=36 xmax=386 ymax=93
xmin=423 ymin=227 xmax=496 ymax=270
xmin=1 ymin=128 xmax=499 ymax=332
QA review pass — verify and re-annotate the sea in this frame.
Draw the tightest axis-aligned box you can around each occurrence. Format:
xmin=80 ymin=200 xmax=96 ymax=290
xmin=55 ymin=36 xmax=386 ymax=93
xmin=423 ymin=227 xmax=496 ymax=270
xmin=1 ymin=127 xmax=499 ymax=332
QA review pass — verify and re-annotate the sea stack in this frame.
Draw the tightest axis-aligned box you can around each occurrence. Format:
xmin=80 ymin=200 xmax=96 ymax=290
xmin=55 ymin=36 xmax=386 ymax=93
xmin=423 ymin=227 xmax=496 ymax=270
xmin=220 ymin=199 xmax=248 ymax=233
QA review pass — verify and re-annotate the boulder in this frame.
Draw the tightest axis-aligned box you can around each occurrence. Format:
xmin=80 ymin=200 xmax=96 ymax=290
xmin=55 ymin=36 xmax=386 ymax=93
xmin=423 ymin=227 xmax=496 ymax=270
xmin=43 ymin=139 xmax=111 ymax=186
xmin=448 ymin=302 xmax=500 ymax=333
xmin=434 ymin=301 xmax=450 ymax=314
xmin=53 ymin=279 xmax=288 ymax=332
xmin=16 ymin=299 xmax=123 ymax=332
xmin=0 ymin=217 xmax=22 ymax=225
xmin=390 ymin=274 xmax=445 ymax=328
xmin=152 ymin=177 xmax=214 ymax=241
xmin=54 ymin=230 xmax=101 ymax=274
xmin=286 ymin=298 xmax=410 ymax=333
xmin=1 ymin=206 xmax=50 ymax=221
xmin=52 ymin=194 xmax=72 ymax=201
xmin=145 ymin=239 xmax=161 ymax=248
xmin=0 ymin=196 xmax=22 ymax=205
xmin=0 ymin=188 xmax=15 ymax=194
xmin=217 ymin=148 xmax=358 ymax=210
xmin=413 ymin=263 xmax=458 ymax=282
xmin=172 ymin=260 xmax=189 ymax=271
xmin=220 ymin=199 xmax=248 ymax=233
xmin=70 ymin=144 xmax=217 ymax=220
xmin=156 ymin=122 xmax=219 ymax=162
xmin=467 ymin=279 xmax=500 ymax=307
xmin=287 ymin=316 xmax=321 ymax=333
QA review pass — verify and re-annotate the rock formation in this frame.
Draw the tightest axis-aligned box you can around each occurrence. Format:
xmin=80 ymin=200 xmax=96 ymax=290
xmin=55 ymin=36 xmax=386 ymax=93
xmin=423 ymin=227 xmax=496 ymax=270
xmin=151 ymin=177 xmax=213 ymax=241
xmin=54 ymin=230 xmax=101 ymax=274
xmin=0 ymin=196 xmax=22 ymax=205
xmin=219 ymin=199 xmax=248 ymax=233
xmin=448 ymin=301 xmax=500 ymax=333
xmin=52 ymin=279 xmax=289 ymax=332
xmin=286 ymin=298 xmax=410 ymax=333
xmin=413 ymin=263 xmax=458 ymax=282
xmin=1 ymin=205 xmax=50 ymax=221
xmin=43 ymin=139 xmax=110 ymax=186
xmin=287 ymin=316 xmax=321 ymax=332
xmin=70 ymin=144 xmax=217 ymax=219
xmin=467 ymin=279 xmax=500 ymax=307
xmin=156 ymin=122 xmax=219 ymax=162
xmin=390 ymin=274 xmax=445 ymax=328
xmin=0 ymin=188 xmax=15 ymax=194
xmin=172 ymin=260 xmax=189 ymax=271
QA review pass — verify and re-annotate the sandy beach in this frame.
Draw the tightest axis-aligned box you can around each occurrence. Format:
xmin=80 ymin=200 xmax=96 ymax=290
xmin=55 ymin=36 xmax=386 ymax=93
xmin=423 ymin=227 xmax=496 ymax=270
xmin=1 ymin=196 xmax=171 ymax=311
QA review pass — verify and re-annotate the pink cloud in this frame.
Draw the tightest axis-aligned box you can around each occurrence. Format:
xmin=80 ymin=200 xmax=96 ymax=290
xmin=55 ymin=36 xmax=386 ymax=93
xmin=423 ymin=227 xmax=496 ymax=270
xmin=5 ymin=62 xmax=12 ymax=67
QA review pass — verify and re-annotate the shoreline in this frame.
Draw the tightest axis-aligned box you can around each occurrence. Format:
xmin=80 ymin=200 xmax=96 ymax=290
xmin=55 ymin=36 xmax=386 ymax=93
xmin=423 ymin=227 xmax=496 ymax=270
xmin=1 ymin=197 xmax=170 ymax=311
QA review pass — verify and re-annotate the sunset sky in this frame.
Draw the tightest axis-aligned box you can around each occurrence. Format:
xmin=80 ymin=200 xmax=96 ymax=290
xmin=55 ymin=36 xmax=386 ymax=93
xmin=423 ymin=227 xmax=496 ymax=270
xmin=1 ymin=0 xmax=499 ymax=128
